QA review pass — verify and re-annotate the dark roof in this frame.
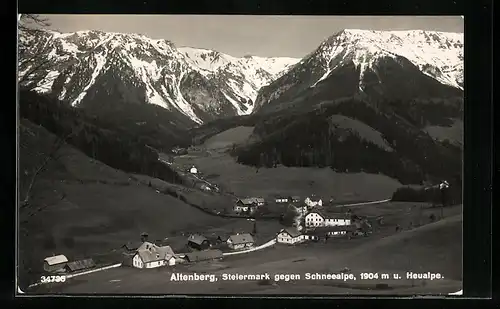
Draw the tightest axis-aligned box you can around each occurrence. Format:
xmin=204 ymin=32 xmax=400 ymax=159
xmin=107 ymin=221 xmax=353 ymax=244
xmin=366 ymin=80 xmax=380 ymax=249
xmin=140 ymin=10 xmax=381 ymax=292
xmin=237 ymin=198 xmax=262 ymax=205
xmin=306 ymin=210 xmax=327 ymax=218
xmin=307 ymin=225 xmax=356 ymax=235
xmin=188 ymin=234 xmax=209 ymax=245
xmin=280 ymin=227 xmax=302 ymax=238
xmin=184 ymin=249 xmax=223 ymax=262
xmin=308 ymin=196 xmax=322 ymax=202
xmin=123 ymin=242 xmax=143 ymax=250
xmin=65 ymin=258 xmax=96 ymax=272
xmin=228 ymin=233 xmax=254 ymax=245
xmin=137 ymin=245 xmax=175 ymax=263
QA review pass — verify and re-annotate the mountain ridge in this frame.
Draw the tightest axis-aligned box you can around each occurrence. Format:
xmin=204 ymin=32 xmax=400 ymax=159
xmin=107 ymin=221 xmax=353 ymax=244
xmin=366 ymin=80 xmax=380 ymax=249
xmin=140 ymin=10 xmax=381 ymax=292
xmin=19 ymin=29 xmax=300 ymax=124
xmin=253 ymin=29 xmax=463 ymax=113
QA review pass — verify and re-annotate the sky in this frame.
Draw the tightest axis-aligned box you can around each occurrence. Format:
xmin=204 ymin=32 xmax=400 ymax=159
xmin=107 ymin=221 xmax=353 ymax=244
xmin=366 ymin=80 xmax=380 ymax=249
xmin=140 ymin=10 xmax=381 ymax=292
xmin=39 ymin=15 xmax=464 ymax=58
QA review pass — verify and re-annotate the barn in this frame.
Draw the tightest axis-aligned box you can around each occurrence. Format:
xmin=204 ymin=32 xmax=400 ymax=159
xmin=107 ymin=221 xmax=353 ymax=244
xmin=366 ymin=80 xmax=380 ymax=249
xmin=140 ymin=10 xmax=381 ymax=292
xmin=187 ymin=234 xmax=211 ymax=250
xmin=276 ymin=227 xmax=306 ymax=245
xmin=183 ymin=249 xmax=223 ymax=263
xmin=64 ymin=258 xmax=96 ymax=273
xmin=43 ymin=255 xmax=68 ymax=273
xmin=227 ymin=233 xmax=254 ymax=250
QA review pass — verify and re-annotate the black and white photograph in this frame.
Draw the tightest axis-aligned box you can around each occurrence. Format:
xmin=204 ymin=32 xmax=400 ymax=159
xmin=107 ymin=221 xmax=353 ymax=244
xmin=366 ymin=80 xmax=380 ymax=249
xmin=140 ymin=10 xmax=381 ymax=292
xmin=17 ymin=15 xmax=463 ymax=295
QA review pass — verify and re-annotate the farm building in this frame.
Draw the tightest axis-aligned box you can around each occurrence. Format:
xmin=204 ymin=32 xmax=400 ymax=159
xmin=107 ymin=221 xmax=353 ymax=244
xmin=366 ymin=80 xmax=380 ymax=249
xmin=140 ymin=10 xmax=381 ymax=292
xmin=275 ymin=196 xmax=289 ymax=203
xmin=132 ymin=242 xmax=176 ymax=269
xmin=276 ymin=227 xmax=306 ymax=245
xmin=183 ymin=249 xmax=223 ymax=263
xmin=187 ymin=234 xmax=211 ymax=250
xmin=64 ymin=258 xmax=96 ymax=273
xmin=305 ymin=211 xmax=351 ymax=228
xmin=189 ymin=166 xmax=198 ymax=174
xmin=227 ymin=233 xmax=255 ymax=250
xmin=43 ymin=254 xmax=68 ymax=273
xmin=289 ymin=196 xmax=301 ymax=203
xmin=305 ymin=225 xmax=356 ymax=241
xmin=233 ymin=197 xmax=264 ymax=213
xmin=305 ymin=196 xmax=323 ymax=208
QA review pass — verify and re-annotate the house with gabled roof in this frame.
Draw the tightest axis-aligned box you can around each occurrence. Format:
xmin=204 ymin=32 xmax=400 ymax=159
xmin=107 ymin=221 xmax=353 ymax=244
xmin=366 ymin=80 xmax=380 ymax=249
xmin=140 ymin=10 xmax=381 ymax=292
xmin=132 ymin=242 xmax=176 ymax=269
xmin=305 ymin=195 xmax=323 ymax=208
xmin=226 ymin=233 xmax=254 ymax=250
xmin=187 ymin=234 xmax=211 ymax=250
xmin=43 ymin=254 xmax=68 ymax=273
xmin=233 ymin=197 xmax=264 ymax=213
xmin=276 ymin=227 xmax=306 ymax=245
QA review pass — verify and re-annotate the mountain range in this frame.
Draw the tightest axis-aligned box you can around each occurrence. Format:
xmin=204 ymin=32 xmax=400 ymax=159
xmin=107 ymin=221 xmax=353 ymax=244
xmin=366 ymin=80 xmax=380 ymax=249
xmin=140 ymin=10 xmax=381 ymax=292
xmin=19 ymin=28 xmax=462 ymax=125
xmin=19 ymin=29 xmax=299 ymax=124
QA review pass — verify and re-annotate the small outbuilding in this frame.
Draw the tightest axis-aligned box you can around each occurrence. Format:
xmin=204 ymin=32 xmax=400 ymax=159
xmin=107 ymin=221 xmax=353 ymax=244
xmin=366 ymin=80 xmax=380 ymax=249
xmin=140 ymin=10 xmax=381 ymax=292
xmin=183 ymin=249 xmax=223 ymax=263
xmin=43 ymin=254 xmax=69 ymax=273
xmin=187 ymin=234 xmax=211 ymax=250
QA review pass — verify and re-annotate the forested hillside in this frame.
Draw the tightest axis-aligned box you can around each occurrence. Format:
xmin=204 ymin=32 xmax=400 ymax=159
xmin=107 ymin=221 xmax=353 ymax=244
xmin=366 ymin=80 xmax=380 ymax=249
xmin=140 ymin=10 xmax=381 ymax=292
xmin=19 ymin=90 xmax=185 ymax=184
xmin=235 ymin=98 xmax=462 ymax=185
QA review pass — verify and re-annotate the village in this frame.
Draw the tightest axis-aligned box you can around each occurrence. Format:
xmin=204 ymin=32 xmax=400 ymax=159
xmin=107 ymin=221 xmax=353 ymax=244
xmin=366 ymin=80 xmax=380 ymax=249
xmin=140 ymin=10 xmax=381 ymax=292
xmin=39 ymin=159 xmax=377 ymax=280
xmin=35 ymin=150 xmax=455 ymax=293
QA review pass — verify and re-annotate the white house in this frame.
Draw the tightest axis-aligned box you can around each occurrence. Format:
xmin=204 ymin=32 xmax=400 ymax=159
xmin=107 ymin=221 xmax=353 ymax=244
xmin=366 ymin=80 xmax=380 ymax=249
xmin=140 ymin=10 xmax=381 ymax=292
xmin=227 ymin=233 xmax=254 ymax=250
xmin=43 ymin=254 xmax=69 ymax=272
xmin=305 ymin=211 xmax=351 ymax=228
xmin=305 ymin=196 xmax=323 ymax=208
xmin=189 ymin=166 xmax=198 ymax=174
xmin=132 ymin=242 xmax=176 ymax=269
xmin=276 ymin=227 xmax=306 ymax=245
xmin=275 ymin=196 xmax=289 ymax=203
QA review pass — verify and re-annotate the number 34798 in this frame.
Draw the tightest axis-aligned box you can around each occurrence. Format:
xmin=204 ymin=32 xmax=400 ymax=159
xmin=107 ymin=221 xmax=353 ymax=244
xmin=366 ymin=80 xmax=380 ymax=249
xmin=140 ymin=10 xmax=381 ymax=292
xmin=40 ymin=275 xmax=66 ymax=283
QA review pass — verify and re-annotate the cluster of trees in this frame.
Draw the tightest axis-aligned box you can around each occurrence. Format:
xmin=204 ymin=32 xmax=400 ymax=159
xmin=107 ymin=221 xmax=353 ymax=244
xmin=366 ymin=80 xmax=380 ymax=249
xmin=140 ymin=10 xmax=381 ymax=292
xmin=19 ymin=89 xmax=185 ymax=185
xmin=236 ymin=98 xmax=462 ymax=185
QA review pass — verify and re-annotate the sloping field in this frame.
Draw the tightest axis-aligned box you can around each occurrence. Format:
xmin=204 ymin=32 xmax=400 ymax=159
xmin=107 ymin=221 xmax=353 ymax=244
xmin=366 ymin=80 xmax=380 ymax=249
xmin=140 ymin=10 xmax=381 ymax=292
xmin=175 ymin=152 xmax=401 ymax=202
xmin=328 ymin=115 xmax=393 ymax=151
xmin=424 ymin=119 xmax=463 ymax=146
xmin=203 ymin=126 xmax=255 ymax=150
xmin=332 ymin=214 xmax=462 ymax=280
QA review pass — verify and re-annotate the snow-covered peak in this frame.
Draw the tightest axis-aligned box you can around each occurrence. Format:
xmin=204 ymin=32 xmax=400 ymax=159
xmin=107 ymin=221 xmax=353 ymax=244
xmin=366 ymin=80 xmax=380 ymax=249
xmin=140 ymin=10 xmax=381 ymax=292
xmin=312 ymin=29 xmax=464 ymax=89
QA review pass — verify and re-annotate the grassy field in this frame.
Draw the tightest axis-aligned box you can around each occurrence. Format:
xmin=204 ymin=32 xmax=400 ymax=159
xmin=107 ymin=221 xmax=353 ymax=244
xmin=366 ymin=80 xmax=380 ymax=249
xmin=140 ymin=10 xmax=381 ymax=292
xmin=181 ymin=126 xmax=401 ymax=202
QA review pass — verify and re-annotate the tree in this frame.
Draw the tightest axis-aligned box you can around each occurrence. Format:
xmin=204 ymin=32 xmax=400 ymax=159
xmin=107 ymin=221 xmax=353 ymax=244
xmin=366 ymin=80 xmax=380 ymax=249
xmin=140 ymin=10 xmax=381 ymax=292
xmin=18 ymin=14 xmax=56 ymax=90
xmin=19 ymin=124 xmax=83 ymax=212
